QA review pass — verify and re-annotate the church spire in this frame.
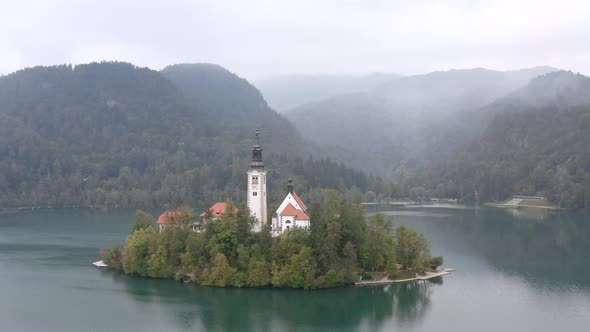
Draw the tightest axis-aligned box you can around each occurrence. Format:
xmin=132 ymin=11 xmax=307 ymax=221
xmin=249 ymin=129 xmax=264 ymax=170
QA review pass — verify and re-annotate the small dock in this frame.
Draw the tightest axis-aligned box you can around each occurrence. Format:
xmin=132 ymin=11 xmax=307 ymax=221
xmin=92 ymin=260 xmax=108 ymax=267
xmin=355 ymin=268 xmax=455 ymax=286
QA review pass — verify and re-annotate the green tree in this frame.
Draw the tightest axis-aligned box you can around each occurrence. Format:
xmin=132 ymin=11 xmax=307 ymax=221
xmin=362 ymin=213 xmax=394 ymax=271
xmin=210 ymin=253 xmax=233 ymax=287
xmin=342 ymin=241 xmax=359 ymax=283
xmin=122 ymin=227 xmax=157 ymax=276
xmin=396 ymin=225 xmax=432 ymax=272
xmin=147 ymin=246 xmax=171 ymax=278
xmin=132 ymin=210 xmax=155 ymax=232
xmin=247 ymin=259 xmax=271 ymax=287
xmin=100 ymin=245 xmax=123 ymax=271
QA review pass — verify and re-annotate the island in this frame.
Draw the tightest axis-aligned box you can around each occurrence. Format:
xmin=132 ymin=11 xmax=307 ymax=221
xmin=100 ymin=136 xmax=446 ymax=289
xmin=100 ymin=201 xmax=446 ymax=290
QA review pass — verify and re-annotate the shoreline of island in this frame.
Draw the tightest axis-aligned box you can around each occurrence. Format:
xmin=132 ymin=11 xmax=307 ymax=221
xmin=354 ymin=268 xmax=455 ymax=286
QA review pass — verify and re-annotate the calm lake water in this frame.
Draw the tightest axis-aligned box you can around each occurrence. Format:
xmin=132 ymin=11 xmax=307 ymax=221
xmin=1 ymin=206 xmax=589 ymax=331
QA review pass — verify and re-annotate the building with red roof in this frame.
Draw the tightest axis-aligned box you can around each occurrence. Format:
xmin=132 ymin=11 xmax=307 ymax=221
xmin=157 ymin=211 xmax=184 ymax=232
xmin=196 ymin=202 xmax=239 ymax=232
xmin=271 ymin=179 xmax=310 ymax=237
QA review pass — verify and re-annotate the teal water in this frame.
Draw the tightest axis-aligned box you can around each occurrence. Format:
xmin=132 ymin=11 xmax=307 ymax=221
xmin=1 ymin=207 xmax=589 ymax=331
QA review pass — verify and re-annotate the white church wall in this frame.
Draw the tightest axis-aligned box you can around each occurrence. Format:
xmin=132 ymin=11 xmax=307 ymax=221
xmin=247 ymin=169 xmax=267 ymax=232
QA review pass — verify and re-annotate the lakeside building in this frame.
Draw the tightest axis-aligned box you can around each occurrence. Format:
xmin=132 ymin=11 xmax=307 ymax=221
xmin=197 ymin=202 xmax=239 ymax=232
xmin=157 ymin=211 xmax=183 ymax=232
xmin=271 ymin=178 xmax=310 ymax=237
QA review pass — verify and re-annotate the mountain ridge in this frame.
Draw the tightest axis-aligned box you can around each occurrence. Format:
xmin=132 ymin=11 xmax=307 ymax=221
xmin=0 ymin=62 xmax=376 ymax=209
xmin=285 ymin=66 xmax=559 ymax=177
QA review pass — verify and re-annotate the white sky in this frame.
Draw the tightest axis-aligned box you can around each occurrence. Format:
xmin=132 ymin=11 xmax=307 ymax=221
xmin=1 ymin=0 xmax=589 ymax=80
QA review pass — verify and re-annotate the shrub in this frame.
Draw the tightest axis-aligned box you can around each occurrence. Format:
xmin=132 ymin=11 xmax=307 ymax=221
xmin=100 ymin=245 xmax=123 ymax=271
xmin=325 ymin=270 xmax=345 ymax=287
xmin=429 ymin=256 xmax=444 ymax=270
xmin=361 ymin=272 xmax=373 ymax=281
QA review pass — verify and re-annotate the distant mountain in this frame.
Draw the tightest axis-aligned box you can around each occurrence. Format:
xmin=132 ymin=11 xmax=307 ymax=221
xmin=286 ymin=67 xmax=558 ymax=177
xmin=374 ymin=66 xmax=557 ymax=114
xmin=427 ymin=71 xmax=590 ymax=208
xmin=256 ymin=73 xmax=401 ymax=111
xmin=0 ymin=62 xmax=374 ymax=209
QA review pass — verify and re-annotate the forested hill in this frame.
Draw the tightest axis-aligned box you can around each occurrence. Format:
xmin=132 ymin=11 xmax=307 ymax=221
xmin=161 ymin=64 xmax=302 ymax=154
xmin=0 ymin=62 xmax=375 ymax=209
xmin=285 ymin=67 xmax=557 ymax=177
xmin=420 ymin=71 xmax=590 ymax=209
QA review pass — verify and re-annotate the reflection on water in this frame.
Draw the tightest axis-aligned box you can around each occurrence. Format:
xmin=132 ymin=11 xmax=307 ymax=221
xmin=2 ymin=208 xmax=590 ymax=331
xmin=504 ymin=207 xmax=550 ymax=220
xmin=111 ymin=271 xmax=439 ymax=332
xmin=367 ymin=204 xmax=590 ymax=288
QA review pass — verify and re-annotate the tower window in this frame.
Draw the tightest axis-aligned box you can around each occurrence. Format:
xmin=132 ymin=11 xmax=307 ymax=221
xmin=252 ymin=176 xmax=259 ymax=185
xmin=253 ymin=192 xmax=258 ymax=196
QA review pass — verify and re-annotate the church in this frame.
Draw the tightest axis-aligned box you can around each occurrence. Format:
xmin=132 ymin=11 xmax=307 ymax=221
xmin=157 ymin=132 xmax=309 ymax=235
xmin=246 ymin=131 xmax=309 ymax=237
xmin=270 ymin=178 xmax=309 ymax=237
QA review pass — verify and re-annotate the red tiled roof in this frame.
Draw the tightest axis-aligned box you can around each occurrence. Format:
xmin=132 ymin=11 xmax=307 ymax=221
xmin=157 ymin=211 xmax=183 ymax=225
xmin=292 ymin=191 xmax=308 ymax=211
xmin=199 ymin=202 xmax=239 ymax=218
xmin=279 ymin=203 xmax=310 ymax=220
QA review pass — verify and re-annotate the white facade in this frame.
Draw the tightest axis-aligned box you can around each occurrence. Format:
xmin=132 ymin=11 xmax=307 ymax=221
xmin=272 ymin=214 xmax=310 ymax=237
xmin=247 ymin=169 xmax=267 ymax=232
xmin=271 ymin=190 xmax=309 ymax=237
xmin=276 ymin=192 xmax=305 ymax=214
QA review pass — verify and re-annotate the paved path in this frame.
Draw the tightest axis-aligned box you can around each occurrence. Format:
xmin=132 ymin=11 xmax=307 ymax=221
xmin=355 ymin=268 xmax=455 ymax=286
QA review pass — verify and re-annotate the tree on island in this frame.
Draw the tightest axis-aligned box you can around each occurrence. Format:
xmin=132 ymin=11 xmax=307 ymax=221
xmin=396 ymin=225 xmax=432 ymax=272
xmin=132 ymin=210 xmax=155 ymax=232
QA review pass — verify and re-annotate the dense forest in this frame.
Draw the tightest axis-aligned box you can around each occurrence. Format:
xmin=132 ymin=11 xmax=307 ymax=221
xmin=0 ymin=62 xmax=386 ymax=210
xmin=409 ymin=72 xmax=590 ymax=209
xmin=2 ymin=62 xmax=590 ymax=210
xmin=279 ymin=69 xmax=590 ymax=209
xmin=101 ymin=193 xmax=440 ymax=289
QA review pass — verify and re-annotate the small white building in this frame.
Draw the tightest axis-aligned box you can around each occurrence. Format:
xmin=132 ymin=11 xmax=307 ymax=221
xmin=271 ymin=179 xmax=309 ymax=237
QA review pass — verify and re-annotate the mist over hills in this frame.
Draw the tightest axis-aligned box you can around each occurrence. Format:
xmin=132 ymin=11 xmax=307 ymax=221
xmin=277 ymin=66 xmax=590 ymax=208
xmin=0 ymin=62 xmax=374 ymax=209
xmin=285 ymin=66 xmax=558 ymax=177
xmin=1 ymin=61 xmax=588 ymax=209
xmin=424 ymin=71 xmax=590 ymax=208
xmin=374 ymin=66 xmax=556 ymax=113
xmin=256 ymin=73 xmax=401 ymax=111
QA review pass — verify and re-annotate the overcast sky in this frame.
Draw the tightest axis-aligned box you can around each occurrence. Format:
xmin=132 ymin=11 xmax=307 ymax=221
xmin=1 ymin=0 xmax=589 ymax=80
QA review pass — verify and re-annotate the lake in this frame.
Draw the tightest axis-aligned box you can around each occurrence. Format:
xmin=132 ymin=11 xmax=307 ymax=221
xmin=1 ymin=206 xmax=589 ymax=331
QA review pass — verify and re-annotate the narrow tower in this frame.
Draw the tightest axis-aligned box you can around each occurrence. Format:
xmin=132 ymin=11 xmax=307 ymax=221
xmin=247 ymin=130 xmax=267 ymax=232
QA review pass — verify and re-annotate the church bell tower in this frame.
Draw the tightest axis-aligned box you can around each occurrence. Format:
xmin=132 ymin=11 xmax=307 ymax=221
xmin=247 ymin=130 xmax=267 ymax=232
